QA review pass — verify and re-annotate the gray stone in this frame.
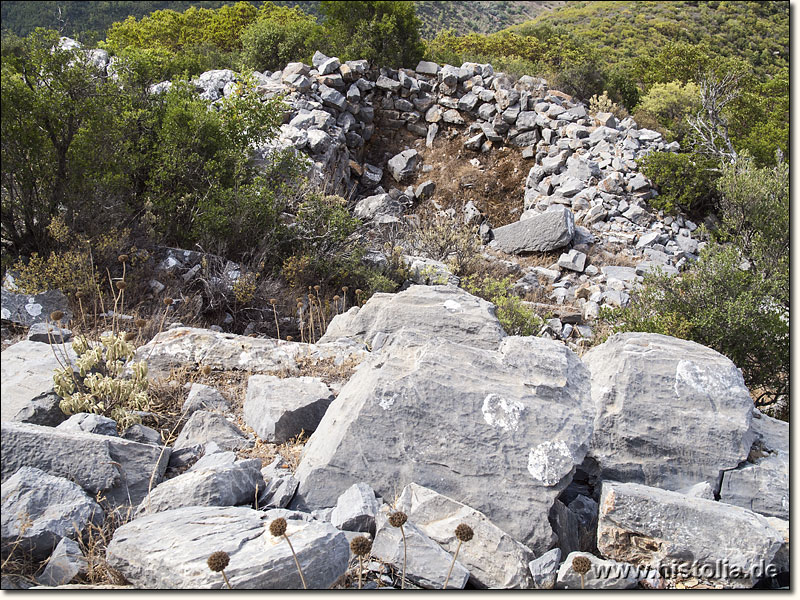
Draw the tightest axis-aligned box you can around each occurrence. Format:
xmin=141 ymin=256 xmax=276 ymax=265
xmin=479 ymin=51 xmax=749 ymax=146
xmin=311 ymin=50 xmax=329 ymax=68
xmin=244 ymin=375 xmax=334 ymax=444
xmin=556 ymin=551 xmax=639 ymax=589
xmin=403 ymin=256 xmax=459 ymax=286
xmin=306 ymin=128 xmax=331 ymax=154
xmin=36 ymin=538 xmax=87 ymax=587
xmin=258 ymin=466 xmax=299 ymax=510
xmin=415 ymin=61 xmax=440 ymax=76
xmin=1 ymin=421 xmax=169 ymax=508
xmin=528 ymin=548 xmax=561 ymax=589
xmin=183 ymin=383 xmax=230 ymax=415
xmin=375 ymin=75 xmax=401 ymax=92
xmin=387 ymin=149 xmax=418 ymax=182
xmin=764 ymin=517 xmax=789 ymax=573
xmin=330 ymin=482 xmax=379 ymax=534
xmin=2 ymin=288 xmax=72 ymax=327
xmin=293 ymin=332 xmax=593 ymax=553
xmin=11 ymin=392 xmax=66 ymax=427
xmin=317 ymin=285 xmax=505 ymax=352
xmin=318 ymin=56 xmax=340 ymax=75
xmin=106 ymin=506 xmax=349 ymax=589
xmin=680 ymin=481 xmax=715 ymax=500
xmin=601 ymin=265 xmax=638 ymax=283
xmin=597 ymin=480 xmax=784 ymax=588
xmin=1 ymin=467 xmax=103 ymax=560
xmin=583 ymin=333 xmax=756 ymax=491
xmin=415 ymin=180 xmax=435 ymax=200
xmin=594 ymin=111 xmax=617 ymax=128
xmin=397 ymin=483 xmax=534 ymax=588
xmin=442 ymin=109 xmax=465 ymax=125
xmin=371 ymin=507 xmax=469 ymax=589
xmin=318 ymin=84 xmax=346 ymax=110
xmin=122 ymin=424 xmax=162 ymax=446
xmin=1 ymin=340 xmax=77 ymax=422
xmin=557 ymin=249 xmax=586 ymax=272
xmin=137 ymin=453 xmax=264 ymax=516
xmin=719 ymin=410 xmax=788 ymax=519
xmin=491 ymin=207 xmax=575 ymax=254
xmin=56 ymin=413 xmax=118 ymax=437
xmin=135 ymin=327 xmax=367 ymax=377
xmin=354 ymin=193 xmax=403 ymax=221
xmin=173 ymin=410 xmax=252 ymax=452
xmin=26 ymin=322 xmax=72 ymax=344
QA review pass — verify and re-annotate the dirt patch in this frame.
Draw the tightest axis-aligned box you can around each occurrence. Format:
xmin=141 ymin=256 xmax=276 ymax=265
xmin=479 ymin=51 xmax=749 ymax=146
xmin=362 ymin=122 xmax=528 ymax=228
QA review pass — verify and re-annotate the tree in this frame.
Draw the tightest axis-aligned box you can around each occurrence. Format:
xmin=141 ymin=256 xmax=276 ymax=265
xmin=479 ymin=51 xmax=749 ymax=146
xmin=320 ymin=1 xmax=424 ymax=68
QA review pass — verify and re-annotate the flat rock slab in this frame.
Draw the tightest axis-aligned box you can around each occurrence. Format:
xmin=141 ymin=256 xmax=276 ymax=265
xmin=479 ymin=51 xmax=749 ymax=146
xmin=719 ymin=410 xmax=789 ymax=519
xmin=1 ymin=421 xmax=169 ymax=508
xmin=293 ymin=335 xmax=593 ymax=553
xmin=244 ymin=375 xmax=334 ymax=443
xmin=318 ymin=285 xmax=505 ymax=351
xmin=397 ymin=483 xmax=534 ymax=589
xmin=1 ymin=467 xmax=103 ymax=560
xmin=582 ymin=333 xmax=755 ymax=491
xmin=491 ymin=207 xmax=575 ymax=254
xmin=106 ymin=506 xmax=349 ymax=589
xmin=1 ymin=340 xmax=77 ymax=422
xmin=136 ymin=327 xmax=367 ymax=376
xmin=173 ymin=410 xmax=253 ymax=452
xmin=137 ymin=453 xmax=264 ymax=516
xmin=1 ymin=288 xmax=72 ymax=327
xmin=597 ymin=481 xmax=784 ymax=588
xmin=371 ymin=507 xmax=469 ymax=589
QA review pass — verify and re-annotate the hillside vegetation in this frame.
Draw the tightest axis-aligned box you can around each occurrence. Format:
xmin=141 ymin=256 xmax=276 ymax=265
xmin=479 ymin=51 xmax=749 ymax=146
xmin=1 ymin=0 xmax=563 ymax=40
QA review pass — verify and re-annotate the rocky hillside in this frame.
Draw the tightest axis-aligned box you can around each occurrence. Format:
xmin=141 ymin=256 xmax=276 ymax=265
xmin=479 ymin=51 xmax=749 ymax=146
xmin=0 ymin=44 xmax=789 ymax=590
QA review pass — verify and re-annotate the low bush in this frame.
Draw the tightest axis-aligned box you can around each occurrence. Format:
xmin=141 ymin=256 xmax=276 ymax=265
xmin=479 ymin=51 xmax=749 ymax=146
xmin=462 ymin=274 xmax=543 ymax=336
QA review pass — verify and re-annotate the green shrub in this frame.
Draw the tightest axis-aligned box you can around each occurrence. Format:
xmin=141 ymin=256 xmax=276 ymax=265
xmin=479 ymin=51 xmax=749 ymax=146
xmin=239 ymin=5 xmax=321 ymax=71
xmin=637 ymin=151 xmax=719 ymax=216
xmin=463 ymin=275 xmax=543 ymax=336
xmin=633 ymin=80 xmax=700 ymax=143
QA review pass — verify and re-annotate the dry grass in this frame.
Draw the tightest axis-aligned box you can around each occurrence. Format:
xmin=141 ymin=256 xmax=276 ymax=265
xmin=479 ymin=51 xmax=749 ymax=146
xmin=74 ymin=501 xmax=133 ymax=587
xmin=586 ymin=242 xmax=637 ymax=267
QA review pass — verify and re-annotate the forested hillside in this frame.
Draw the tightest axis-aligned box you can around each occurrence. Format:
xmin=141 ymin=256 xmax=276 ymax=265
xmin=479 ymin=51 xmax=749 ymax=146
xmin=1 ymin=0 xmax=563 ymax=39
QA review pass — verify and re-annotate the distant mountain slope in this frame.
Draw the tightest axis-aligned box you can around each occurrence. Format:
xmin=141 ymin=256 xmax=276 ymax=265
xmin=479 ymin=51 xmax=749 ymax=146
xmin=509 ymin=0 xmax=788 ymax=76
xmin=0 ymin=0 xmax=564 ymax=40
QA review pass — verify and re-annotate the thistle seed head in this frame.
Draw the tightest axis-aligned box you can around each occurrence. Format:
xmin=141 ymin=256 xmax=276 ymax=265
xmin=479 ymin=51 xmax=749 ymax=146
xmin=116 ymin=280 xmax=127 ymax=290
xmin=388 ymin=512 xmax=407 ymax=528
xmin=207 ymin=551 xmax=230 ymax=572
xmin=118 ymin=254 xmax=129 ymax=263
xmin=286 ymin=336 xmax=294 ymax=342
xmin=49 ymin=310 xmax=64 ymax=322
xmin=163 ymin=297 xmax=173 ymax=306
xmin=455 ymin=523 xmax=474 ymax=542
xmin=269 ymin=517 xmax=287 ymax=537
xmin=201 ymin=365 xmax=212 ymax=376
xmin=572 ymin=555 xmax=591 ymax=575
xmin=350 ymin=536 xmax=372 ymax=557
xmin=134 ymin=318 xmax=148 ymax=329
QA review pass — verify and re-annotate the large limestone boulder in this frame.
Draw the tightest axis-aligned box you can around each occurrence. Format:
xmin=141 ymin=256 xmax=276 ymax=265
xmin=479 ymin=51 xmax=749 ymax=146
xmin=396 ymin=483 xmax=534 ymax=588
xmin=582 ymin=333 xmax=756 ymax=491
xmin=1 ymin=288 xmax=72 ymax=328
xmin=318 ymin=285 xmax=506 ymax=351
xmin=597 ymin=481 xmax=784 ymax=588
xmin=1 ymin=340 xmax=76 ymax=422
xmin=719 ymin=409 xmax=788 ymax=519
xmin=1 ymin=467 xmax=103 ymax=560
xmin=244 ymin=375 xmax=334 ymax=443
xmin=135 ymin=327 xmax=367 ymax=376
xmin=490 ymin=207 xmax=575 ymax=254
xmin=106 ymin=506 xmax=349 ymax=588
xmin=1 ymin=422 xmax=169 ymax=508
xmin=292 ymin=334 xmax=593 ymax=553
xmin=137 ymin=452 xmax=264 ymax=516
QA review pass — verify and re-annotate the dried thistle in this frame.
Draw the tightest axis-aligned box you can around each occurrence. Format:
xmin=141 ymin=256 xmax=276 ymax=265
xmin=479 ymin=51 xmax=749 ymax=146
xmin=134 ymin=318 xmax=148 ymax=329
xmin=388 ymin=512 xmax=408 ymax=589
xmin=269 ymin=519 xmax=306 ymax=589
xmin=207 ymin=550 xmax=232 ymax=589
xmin=117 ymin=254 xmax=129 ymax=263
xmin=388 ymin=512 xmax=407 ymax=528
xmin=50 ymin=310 xmax=65 ymax=322
xmin=350 ymin=536 xmax=372 ymax=590
xmin=572 ymin=555 xmax=591 ymax=589
xmin=115 ymin=280 xmax=127 ymax=291
xmin=444 ymin=523 xmax=474 ymax=589
xmin=163 ymin=297 xmax=173 ymax=306
xmin=200 ymin=365 xmax=212 ymax=376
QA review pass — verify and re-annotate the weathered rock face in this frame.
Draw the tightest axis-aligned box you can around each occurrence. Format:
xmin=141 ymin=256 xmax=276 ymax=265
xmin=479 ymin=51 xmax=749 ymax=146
xmin=490 ymin=207 xmax=575 ymax=254
xmin=318 ymin=285 xmax=506 ymax=351
xmin=597 ymin=481 xmax=784 ymax=588
xmin=1 ymin=340 xmax=77 ymax=422
xmin=329 ymin=482 xmax=379 ymax=534
xmin=173 ymin=410 xmax=253 ymax=452
xmin=244 ymin=375 xmax=334 ymax=443
xmin=137 ymin=452 xmax=264 ymax=516
xmin=292 ymin=333 xmax=593 ymax=553
xmin=183 ymin=383 xmax=230 ymax=416
xmin=1 ymin=288 xmax=72 ymax=327
xmin=106 ymin=506 xmax=349 ymax=589
xmin=136 ymin=327 xmax=367 ymax=376
xmin=36 ymin=538 xmax=88 ymax=587
xmin=582 ymin=332 xmax=756 ymax=492
xmin=396 ymin=483 xmax=534 ymax=589
xmin=528 ymin=548 xmax=560 ymax=590
xmin=370 ymin=507 xmax=469 ymax=590
xmin=1 ymin=467 xmax=103 ymax=560
xmin=1 ymin=422 xmax=169 ymax=508
xmin=719 ymin=409 xmax=788 ymax=519
xmin=57 ymin=413 xmax=118 ymax=437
